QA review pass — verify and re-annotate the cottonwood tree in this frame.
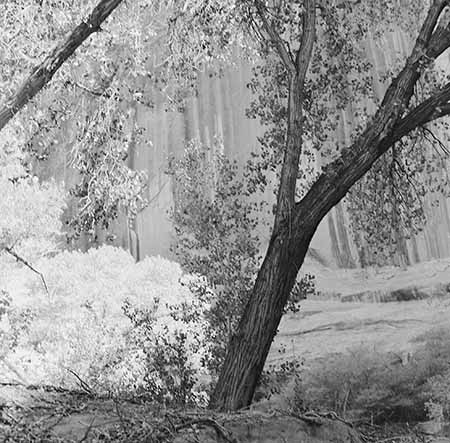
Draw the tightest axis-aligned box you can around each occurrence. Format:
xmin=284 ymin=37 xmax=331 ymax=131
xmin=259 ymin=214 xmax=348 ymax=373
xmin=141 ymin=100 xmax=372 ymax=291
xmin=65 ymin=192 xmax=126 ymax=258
xmin=2 ymin=0 xmax=450 ymax=412
xmin=210 ymin=0 xmax=450 ymax=410
xmin=0 ymin=0 xmax=243 ymax=242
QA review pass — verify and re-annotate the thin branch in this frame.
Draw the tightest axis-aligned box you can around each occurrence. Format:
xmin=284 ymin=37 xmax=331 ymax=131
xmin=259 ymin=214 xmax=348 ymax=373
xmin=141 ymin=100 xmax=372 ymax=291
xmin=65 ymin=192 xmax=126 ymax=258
xmin=77 ymin=416 xmax=96 ymax=443
xmin=65 ymin=368 xmax=94 ymax=395
xmin=393 ymin=158 xmax=423 ymax=199
xmin=3 ymin=247 xmax=49 ymax=295
xmin=254 ymin=0 xmax=296 ymax=74
xmin=422 ymin=125 xmax=450 ymax=156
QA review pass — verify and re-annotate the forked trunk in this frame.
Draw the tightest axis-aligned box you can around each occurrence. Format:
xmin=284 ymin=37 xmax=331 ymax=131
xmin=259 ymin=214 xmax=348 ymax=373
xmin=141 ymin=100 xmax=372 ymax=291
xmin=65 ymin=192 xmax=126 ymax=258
xmin=210 ymin=0 xmax=450 ymax=410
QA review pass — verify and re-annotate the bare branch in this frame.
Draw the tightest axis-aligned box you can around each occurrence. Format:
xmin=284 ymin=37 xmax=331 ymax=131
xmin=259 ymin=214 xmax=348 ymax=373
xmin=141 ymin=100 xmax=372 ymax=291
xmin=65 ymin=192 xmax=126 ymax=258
xmin=3 ymin=247 xmax=49 ymax=295
xmin=422 ymin=126 xmax=450 ymax=156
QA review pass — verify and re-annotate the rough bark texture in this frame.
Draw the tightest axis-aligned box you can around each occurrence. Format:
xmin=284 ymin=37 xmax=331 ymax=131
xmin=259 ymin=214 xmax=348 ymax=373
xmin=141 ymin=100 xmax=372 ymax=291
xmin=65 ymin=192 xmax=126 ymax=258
xmin=0 ymin=0 xmax=124 ymax=132
xmin=211 ymin=0 xmax=450 ymax=411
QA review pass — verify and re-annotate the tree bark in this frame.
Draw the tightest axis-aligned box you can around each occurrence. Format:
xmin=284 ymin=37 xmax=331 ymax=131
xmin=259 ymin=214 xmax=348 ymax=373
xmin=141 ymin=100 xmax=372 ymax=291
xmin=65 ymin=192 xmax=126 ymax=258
xmin=211 ymin=0 xmax=450 ymax=411
xmin=0 ymin=0 xmax=124 ymax=132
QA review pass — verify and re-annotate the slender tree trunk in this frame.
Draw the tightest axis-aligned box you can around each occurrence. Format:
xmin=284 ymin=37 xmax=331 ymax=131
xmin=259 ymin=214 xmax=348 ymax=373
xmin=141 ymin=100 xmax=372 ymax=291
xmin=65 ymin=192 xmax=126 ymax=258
xmin=0 ymin=0 xmax=124 ymax=132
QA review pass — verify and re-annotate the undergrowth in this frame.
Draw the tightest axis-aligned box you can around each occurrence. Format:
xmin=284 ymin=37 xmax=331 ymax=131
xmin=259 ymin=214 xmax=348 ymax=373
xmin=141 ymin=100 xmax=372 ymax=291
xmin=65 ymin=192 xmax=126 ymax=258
xmin=290 ymin=326 xmax=450 ymax=423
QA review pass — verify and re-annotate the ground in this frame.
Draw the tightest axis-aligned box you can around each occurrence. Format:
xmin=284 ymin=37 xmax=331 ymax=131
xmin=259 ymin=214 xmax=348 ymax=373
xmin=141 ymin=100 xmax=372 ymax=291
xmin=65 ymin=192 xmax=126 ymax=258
xmin=269 ymin=257 xmax=450 ymax=366
xmin=2 ymin=258 xmax=450 ymax=442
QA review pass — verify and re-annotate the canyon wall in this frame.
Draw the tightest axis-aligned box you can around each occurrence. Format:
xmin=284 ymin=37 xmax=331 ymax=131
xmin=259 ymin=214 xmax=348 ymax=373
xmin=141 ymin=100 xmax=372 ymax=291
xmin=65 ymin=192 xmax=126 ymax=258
xmin=40 ymin=31 xmax=450 ymax=269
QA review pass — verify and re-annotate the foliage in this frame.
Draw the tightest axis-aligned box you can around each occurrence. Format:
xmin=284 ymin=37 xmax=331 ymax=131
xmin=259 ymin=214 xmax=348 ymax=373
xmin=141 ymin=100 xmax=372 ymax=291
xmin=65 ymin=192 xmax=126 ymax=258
xmin=67 ymin=96 xmax=148 ymax=242
xmin=122 ymin=274 xmax=210 ymax=406
xmin=244 ymin=0 xmax=450 ymax=267
xmin=124 ymin=300 xmax=204 ymax=406
xmin=0 ymin=290 xmax=34 ymax=360
xmin=0 ymin=133 xmax=66 ymax=258
xmin=0 ymin=0 xmax=248 ymax=243
xmin=256 ymin=358 xmax=303 ymax=402
xmin=347 ymin=122 xmax=450 ymax=268
xmin=1 ymin=246 xmax=210 ymax=403
xmin=285 ymin=273 xmax=316 ymax=314
xmin=291 ymin=327 xmax=450 ymax=422
xmin=167 ymin=137 xmax=262 ymax=375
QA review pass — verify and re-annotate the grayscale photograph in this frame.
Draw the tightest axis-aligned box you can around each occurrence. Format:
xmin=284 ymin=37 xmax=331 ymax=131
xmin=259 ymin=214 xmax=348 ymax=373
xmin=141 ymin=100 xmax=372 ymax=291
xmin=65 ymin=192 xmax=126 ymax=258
xmin=1 ymin=0 xmax=450 ymax=441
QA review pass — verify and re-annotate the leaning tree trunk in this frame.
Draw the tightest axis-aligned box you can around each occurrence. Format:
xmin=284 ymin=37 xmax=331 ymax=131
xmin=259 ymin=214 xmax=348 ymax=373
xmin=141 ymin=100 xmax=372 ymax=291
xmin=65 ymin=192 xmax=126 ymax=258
xmin=209 ymin=222 xmax=315 ymax=410
xmin=0 ymin=0 xmax=124 ymax=132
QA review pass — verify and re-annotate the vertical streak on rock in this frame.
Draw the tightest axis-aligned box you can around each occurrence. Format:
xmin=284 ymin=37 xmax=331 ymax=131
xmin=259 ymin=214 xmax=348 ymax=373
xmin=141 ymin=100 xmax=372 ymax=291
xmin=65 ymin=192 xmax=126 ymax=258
xmin=335 ymin=202 xmax=356 ymax=268
xmin=327 ymin=211 xmax=343 ymax=268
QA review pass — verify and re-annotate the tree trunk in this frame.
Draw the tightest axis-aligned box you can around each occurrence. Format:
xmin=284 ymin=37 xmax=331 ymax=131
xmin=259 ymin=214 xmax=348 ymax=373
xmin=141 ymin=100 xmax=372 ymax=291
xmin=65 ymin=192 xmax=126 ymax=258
xmin=0 ymin=0 xmax=124 ymax=132
xmin=209 ymin=226 xmax=315 ymax=411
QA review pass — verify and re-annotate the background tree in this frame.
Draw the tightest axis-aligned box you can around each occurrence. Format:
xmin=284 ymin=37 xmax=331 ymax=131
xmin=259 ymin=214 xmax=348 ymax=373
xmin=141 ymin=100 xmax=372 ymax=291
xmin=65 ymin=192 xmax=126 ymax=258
xmin=0 ymin=0 xmax=245 ymax=244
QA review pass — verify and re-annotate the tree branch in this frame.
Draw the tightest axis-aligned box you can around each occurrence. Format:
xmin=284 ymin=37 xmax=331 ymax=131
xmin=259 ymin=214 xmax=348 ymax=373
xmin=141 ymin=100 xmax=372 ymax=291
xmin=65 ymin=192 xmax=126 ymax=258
xmin=3 ymin=247 xmax=49 ymax=295
xmin=389 ymin=82 xmax=450 ymax=143
xmin=274 ymin=0 xmax=316 ymax=229
xmin=414 ymin=0 xmax=449 ymax=50
xmin=0 ymin=0 xmax=125 ymax=132
xmin=295 ymin=0 xmax=316 ymax=83
xmin=254 ymin=0 xmax=296 ymax=74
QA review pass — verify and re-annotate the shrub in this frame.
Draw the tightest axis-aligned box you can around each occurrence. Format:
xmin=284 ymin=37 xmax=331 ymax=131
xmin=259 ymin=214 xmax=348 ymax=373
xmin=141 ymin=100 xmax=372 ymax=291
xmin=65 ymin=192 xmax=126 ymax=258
xmin=168 ymin=138 xmax=316 ymax=375
xmin=2 ymin=246 xmax=210 ymax=404
xmin=167 ymin=138 xmax=263 ymax=376
xmin=291 ymin=328 xmax=450 ymax=423
xmin=0 ymin=138 xmax=66 ymax=259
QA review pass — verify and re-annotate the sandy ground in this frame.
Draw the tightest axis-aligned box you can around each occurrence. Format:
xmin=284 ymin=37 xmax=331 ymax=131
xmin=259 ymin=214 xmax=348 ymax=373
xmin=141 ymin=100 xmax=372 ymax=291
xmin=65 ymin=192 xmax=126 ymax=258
xmin=268 ymin=297 xmax=450 ymax=366
xmin=268 ymin=257 xmax=450 ymax=366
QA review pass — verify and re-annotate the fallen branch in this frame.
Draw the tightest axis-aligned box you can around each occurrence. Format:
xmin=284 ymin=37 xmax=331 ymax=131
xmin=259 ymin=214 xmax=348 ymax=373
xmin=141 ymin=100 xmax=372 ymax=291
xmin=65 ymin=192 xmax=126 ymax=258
xmin=65 ymin=369 xmax=93 ymax=395
xmin=376 ymin=436 xmax=410 ymax=443
xmin=77 ymin=416 xmax=96 ymax=443
xmin=290 ymin=411 xmax=324 ymax=426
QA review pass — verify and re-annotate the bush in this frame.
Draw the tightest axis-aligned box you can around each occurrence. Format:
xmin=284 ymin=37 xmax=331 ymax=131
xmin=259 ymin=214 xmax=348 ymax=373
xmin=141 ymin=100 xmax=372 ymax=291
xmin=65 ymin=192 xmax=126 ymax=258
xmin=168 ymin=138 xmax=316 ymax=375
xmin=1 ymin=246 xmax=211 ymax=404
xmin=0 ymin=138 xmax=65 ymax=259
xmin=291 ymin=327 xmax=450 ymax=423
xmin=167 ymin=138 xmax=263 ymax=376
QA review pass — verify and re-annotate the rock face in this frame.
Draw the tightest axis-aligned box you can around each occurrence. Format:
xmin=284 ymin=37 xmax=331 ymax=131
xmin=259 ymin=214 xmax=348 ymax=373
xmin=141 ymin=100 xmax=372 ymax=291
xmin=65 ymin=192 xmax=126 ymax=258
xmin=173 ymin=414 xmax=362 ymax=443
xmin=38 ymin=30 xmax=450 ymax=267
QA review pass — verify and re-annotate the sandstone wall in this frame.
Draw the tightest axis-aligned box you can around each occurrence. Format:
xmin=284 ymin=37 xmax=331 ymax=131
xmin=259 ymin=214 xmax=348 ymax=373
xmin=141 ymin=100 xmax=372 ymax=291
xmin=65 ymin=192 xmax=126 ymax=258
xmin=39 ymin=32 xmax=450 ymax=268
